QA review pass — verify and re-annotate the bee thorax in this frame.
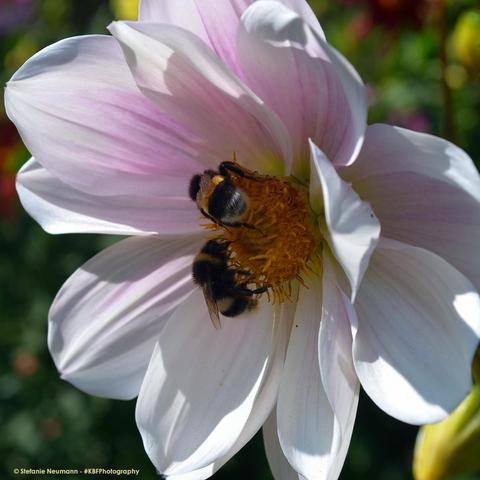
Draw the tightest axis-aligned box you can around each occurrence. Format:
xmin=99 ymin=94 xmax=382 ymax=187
xmin=208 ymin=182 xmax=247 ymax=224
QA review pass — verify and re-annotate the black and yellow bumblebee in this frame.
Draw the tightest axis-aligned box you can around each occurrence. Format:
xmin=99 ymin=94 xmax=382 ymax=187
xmin=189 ymin=161 xmax=269 ymax=327
xmin=188 ymin=160 xmax=262 ymax=228
xmin=192 ymin=240 xmax=267 ymax=328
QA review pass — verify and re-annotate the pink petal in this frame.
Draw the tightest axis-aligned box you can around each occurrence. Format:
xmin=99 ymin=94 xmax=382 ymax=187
xmin=342 ymin=123 xmax=480 ymax=292
xmin=189 ymin=0 xmax=251 ymax=78
xmin=48 ymin=235 xmax=202 ymax=400
xmin=135 ymin=291 xmax=280 ymax=477
xmin=17 ymin=158 xmax=202 ymax=235
xmin=5 ymin=35 xmax=217 ymax=196
xmin=138 ymin=0 xmax=210 ymax=44
xmin=353 ymin=238 xmax=480 ymax=424
xmin=139 ymin=0 xmax=249 ymax=78
xmin=109 ymin=21 xmax=291 ymax=175
xmin=138 ymin=0 xmax=324 ymax=78
xmin=190 ymin=0 xmax=324 ymax=79
xmin=237 ymin=1 xmax=367 ymax=175
xmin=310 ymin=141 xmax=380 ymax=299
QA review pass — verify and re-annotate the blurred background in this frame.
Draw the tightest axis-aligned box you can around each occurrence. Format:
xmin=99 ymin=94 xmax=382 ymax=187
xmin=1 ymin=0 xmax=480 ymax=479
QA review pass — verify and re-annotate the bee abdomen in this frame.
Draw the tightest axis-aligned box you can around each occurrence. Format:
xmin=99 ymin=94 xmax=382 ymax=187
xmin=192 ymin=255 xmax=225 ymax=284
xmin=221 ymin=297 xmax=256 ymax=317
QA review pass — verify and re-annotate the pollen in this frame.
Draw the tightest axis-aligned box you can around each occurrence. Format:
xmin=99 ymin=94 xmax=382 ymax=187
xmin=206 ymin=166 xmax=321 ymax=303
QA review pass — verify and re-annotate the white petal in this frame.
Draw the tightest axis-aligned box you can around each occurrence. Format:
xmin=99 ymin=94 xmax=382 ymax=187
xmin=161 ymin=300 xmax=293 ymax=480
xmin=238 ymin=1 xmax=367 ymax=174
xmin=318 ymin=41 xmax=367 ymax=167
xmin=280 ymin=0 xmax=326 ymax=40
xmin=277 ymin=274 xmax=327 ymax=480
xmin=263 ymin=411 xmax=300 ymax=480
xmin=218 ymin=300 xmax=293 ymax=454
xmin=108 ymin=21 xmax=291 ymax=175
xmin=48 ymin=236 xmax=202 ymax=400
xmin=277 ymin=272 xmax=358 ymax=480
xmin=319 ymin=251 xmax=360 ymax=480
xmin=353 ymin=238 xmax=480 ymax=424
xmin=310 ymin=141 xmax=380 ymax=300
xmin=342 ymin=124 xmax=480 ymax=292
xmin=162 ymin=467 xmax=214 ymax=480
xmin=135 ymin=291 xmax=279 ymax=477
xmin=5 ymin=35 xmax=214 ymax=197
xmin=17 ymin=158 xmax=202 ymax=236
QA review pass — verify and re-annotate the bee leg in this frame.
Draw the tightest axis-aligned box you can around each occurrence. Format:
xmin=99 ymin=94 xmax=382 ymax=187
xmin=223 ymin=221 xmax=265 ymax=235
xmin=200 ymin=208 xmax=221 ymax=225
xmin=241 ymin=223 xmax=266 ymax=236
xmin=235 ymin=269 xmax=252 ymax=277
xmin=239 ymin=222 xmax=256 ymax=230
xmin=236 ymin=285 xmax=269 ymax=296
xmin=250 ymin=286 xmax=269 ymax=295
xmin=219 ymin=161 xmax=264 ymax=181
xmin=235 ymin=288 xmax=256 ymax=297
xmin=225 ymin=221 xmax=254 ymax=229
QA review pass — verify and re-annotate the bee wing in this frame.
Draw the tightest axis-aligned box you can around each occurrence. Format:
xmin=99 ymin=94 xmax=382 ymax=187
xmin=202 ymin=280 xmax=222 ymax=330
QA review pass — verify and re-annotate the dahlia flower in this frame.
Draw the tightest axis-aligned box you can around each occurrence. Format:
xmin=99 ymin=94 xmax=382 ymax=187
xmin=6 ymin=1 xmax=480 ymax=479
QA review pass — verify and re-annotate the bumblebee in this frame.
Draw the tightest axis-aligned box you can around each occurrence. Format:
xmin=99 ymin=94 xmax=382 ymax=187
xmin=192 ymin=239 xmax=267 ymax=328
xmin=189 ymin=161 xmax=263 ymax=228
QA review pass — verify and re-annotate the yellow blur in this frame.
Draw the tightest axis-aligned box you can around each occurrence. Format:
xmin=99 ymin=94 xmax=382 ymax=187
xmin=110 ymin=0 xmax=139 ymax=20
xmin=452 ymin=10 xmax=480 ymax=73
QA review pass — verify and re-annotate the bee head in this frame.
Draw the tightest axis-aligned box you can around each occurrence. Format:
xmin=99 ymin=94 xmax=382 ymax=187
xmin=189 ymin=174 xmax=202 ymax=201
xmin=202 ymin=239 xmax=228 ymax=257
xmin=189 ymin=170 xmax=220 ymax=202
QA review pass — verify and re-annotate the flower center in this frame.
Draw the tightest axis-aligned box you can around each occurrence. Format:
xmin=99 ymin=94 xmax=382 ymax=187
xmin=204 ymin=165 xmax=321 ymax=303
